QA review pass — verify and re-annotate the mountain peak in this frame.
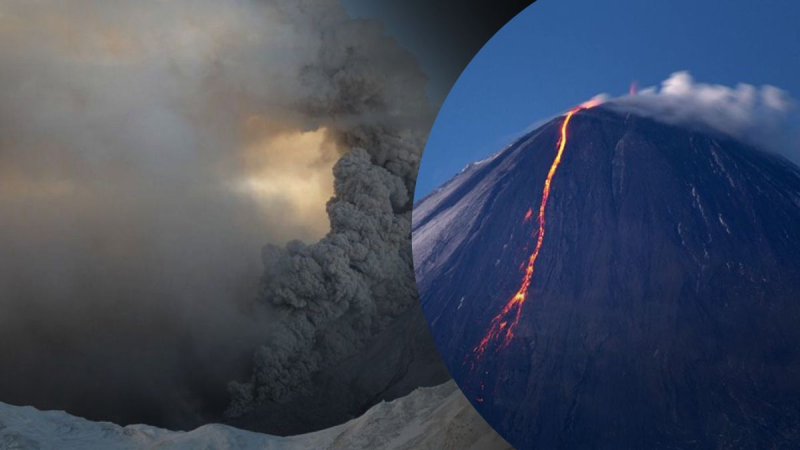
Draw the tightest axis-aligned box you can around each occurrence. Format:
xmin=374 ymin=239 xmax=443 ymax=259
xmin=413 ymin=109 xmax=800 ymax=448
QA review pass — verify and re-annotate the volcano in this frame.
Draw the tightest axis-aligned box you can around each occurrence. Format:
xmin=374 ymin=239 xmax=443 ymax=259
xmin=412 ymin=106 xmax=800 ymax=449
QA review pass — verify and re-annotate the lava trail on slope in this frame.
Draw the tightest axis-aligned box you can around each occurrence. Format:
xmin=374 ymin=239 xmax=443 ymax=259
xmin=412 ymin=105 xmax=800 ymax=449
xmin=471 ymin=104 xmax=593 ymax=367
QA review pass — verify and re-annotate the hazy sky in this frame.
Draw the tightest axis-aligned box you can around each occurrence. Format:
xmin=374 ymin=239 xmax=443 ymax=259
xmin=343 ymin=0 xmax=535 ymax=106
xmin=415 ymin=0 xmax=800 ymax=198
xmin=0 ymin=0 xmax=430 ymax=428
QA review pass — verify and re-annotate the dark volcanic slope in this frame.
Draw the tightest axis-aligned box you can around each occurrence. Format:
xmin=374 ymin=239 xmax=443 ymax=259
xmin=412 ymin=106 xmax=800 ymax=449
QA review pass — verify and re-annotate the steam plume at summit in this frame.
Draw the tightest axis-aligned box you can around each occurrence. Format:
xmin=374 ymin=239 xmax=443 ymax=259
xmin=609 ymin=71 xmax=797 ymax=158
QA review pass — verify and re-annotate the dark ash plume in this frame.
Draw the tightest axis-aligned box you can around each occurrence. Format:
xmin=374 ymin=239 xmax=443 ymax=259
xmin=0 ymin=0 xmax=437 ymax=430
xmin=225 ymin=10 xmax=438 ymax=416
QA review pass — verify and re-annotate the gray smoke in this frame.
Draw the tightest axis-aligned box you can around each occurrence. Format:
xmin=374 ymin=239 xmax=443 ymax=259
xmin=0 ymin=0 xmax=431 ymax=429
xmin=224 ymin=29 xmax=434 ymax=418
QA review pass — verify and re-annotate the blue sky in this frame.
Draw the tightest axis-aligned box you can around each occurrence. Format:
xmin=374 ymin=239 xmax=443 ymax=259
xmin=413 ymin=0 xmax=800 ymax=198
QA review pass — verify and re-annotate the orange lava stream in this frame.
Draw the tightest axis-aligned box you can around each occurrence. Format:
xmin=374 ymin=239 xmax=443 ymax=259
xmin=471 ymin=104 xmax=592 ymax=366
xmin=523 ymin=207 xmax=533 ymax=222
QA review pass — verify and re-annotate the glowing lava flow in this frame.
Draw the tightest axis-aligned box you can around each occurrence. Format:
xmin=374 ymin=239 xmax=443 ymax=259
xmin=471 ymin=102 xmax=597 ymax=366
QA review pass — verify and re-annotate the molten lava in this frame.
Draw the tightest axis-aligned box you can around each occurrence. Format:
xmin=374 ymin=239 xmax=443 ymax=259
xmin=523 ymin=207 xmax=533 ymax=222
xmin=629 ymin=80 xmax=638 ymax=96
xmin=472 ymin=104 xmax=593 ymax=365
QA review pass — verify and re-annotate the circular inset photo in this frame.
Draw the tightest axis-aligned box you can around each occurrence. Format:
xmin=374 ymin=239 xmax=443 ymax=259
xmin=412 ymin=1 xmax=800 ymax=448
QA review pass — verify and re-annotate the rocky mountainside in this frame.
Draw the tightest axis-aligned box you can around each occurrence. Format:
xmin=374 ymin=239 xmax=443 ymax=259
xmin=413 ymin=106 xmax=800 ymax=449
xmin=0 ymin=381 xmax=510 ymax=450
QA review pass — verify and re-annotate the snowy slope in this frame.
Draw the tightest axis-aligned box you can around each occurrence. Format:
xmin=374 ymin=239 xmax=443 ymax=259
xmin=0 ymin=381 xmax=510 ymax=450
xmin=412 ymin=130 xmax=545 ymax=301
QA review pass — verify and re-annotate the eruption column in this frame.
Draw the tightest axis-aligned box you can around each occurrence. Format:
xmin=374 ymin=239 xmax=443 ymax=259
xmin=471 ymin=103 xmax=595 ymax=366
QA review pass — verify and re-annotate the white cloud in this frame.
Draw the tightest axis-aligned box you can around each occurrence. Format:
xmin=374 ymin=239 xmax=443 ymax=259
xmin=606 ymin=71 xmax=797 ymax=158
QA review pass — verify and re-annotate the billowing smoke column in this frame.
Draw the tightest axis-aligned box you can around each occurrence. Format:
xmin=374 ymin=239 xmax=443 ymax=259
xmin=225 ymin=57 xmax=431 ymax=419
xmin=227 ymin=141 xmax=421 ymax=414
xmin=0 ymin=0 xmax=432 ymax=429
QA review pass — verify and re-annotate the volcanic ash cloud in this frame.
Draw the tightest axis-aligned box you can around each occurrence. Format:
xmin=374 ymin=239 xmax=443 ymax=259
xmin=0 ymin=0 xmax=433 ymax=428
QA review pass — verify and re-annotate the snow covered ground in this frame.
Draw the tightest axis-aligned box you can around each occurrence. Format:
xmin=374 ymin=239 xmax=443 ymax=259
xmin=0 ymin=381 xmax=509 ymax=450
